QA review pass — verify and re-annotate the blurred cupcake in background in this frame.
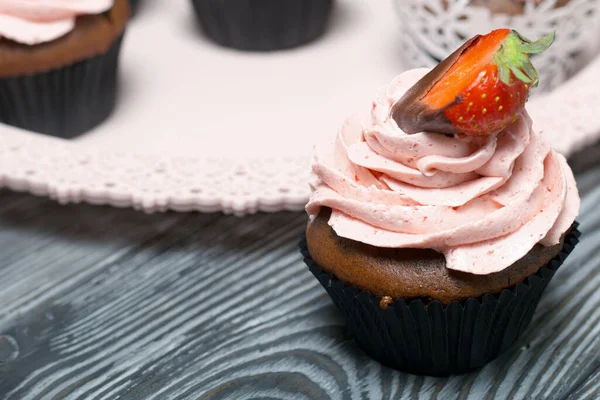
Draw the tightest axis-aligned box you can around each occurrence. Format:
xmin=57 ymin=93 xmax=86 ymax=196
xmin=393 ymin=0 xmax=600 ymax=92
xmin=0 ymin=0 xmax=129 ymax=138
xmin=129 ymin=0 xmax=138 ymax=16
xmin=190 ymin=0 xmax=334 ymax=51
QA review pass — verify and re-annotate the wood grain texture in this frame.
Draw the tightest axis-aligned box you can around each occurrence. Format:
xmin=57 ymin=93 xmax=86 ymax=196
xmin=0 ymin=145 xmax=599 ymax=399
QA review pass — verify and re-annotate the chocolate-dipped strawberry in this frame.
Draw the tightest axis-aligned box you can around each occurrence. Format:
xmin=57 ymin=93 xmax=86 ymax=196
xmin=392 ymin=29 xmax=554 ymax=136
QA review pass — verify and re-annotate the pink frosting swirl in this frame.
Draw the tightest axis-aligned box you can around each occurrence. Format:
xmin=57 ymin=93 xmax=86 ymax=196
xmin=306 ymin=69 xmax=580 ymax=275
xmin=0 ymin=0 xmax=114 ymax=45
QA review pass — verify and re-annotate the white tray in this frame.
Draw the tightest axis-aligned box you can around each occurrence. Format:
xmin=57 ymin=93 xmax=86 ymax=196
xmin=1 ymin=0 xmax=600 ymax=215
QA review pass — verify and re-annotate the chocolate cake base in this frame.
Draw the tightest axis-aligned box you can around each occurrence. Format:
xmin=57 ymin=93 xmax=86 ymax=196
xmin=0 ymin=0 xmax=129 ymax=78
xmin=302 ymin=214 xmax=580 ymax=375
xmin=0 ymin=35 xmax=124 ymax=138
xmin=306 ymin=208 xmax=567 ymax=305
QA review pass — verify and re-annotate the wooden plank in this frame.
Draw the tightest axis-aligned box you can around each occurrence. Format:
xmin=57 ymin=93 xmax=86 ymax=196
xmin=566 ymin=367 xmax=600 ymax=400
xmin=0 ymin=192 xmax=189 ymax=328
xmin=0 ymin=148 xmax=599 ymax=399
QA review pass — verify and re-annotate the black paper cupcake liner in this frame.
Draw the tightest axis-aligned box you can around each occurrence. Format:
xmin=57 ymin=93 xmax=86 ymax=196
xmin=0 ymin=34 xmax=125 ymax=139
xmin=300 ymin=224 xmax=580 ymax=376
xmin=129 ymin=0 xmax=138 ymax=17
xmin=190 ymin=0 xmax=334 ymax=51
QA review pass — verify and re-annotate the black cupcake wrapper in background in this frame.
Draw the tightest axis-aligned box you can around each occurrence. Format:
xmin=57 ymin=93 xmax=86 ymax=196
xmin=128 ymin=0 xmax=138 ymax=17
xmin=190 ymin=0 xmax=334 ymax=51
xmin=0 ymin=34 xmax=125 ymax=139
xmin=300 ymin=224 xmax=581 ymax=376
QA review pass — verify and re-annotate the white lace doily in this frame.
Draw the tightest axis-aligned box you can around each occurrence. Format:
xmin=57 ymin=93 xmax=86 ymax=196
xmin=1 ymin=0 xmax=600 ymax=215
xmin=393 ymin=0 xmax=600 ymax=92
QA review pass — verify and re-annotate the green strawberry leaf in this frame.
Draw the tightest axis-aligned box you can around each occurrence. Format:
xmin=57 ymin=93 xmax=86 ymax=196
xmin=499 ymin=63 xmax=512 ymax=86
xmin=519 ymin=32 xmax=555 ymax=54
xmin=508 ymin=64 xmax=533 ymax=83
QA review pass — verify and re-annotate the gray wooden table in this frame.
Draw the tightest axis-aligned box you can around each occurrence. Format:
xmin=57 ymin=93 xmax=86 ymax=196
xmin=0 ymin=144 xmax=599 ymax=400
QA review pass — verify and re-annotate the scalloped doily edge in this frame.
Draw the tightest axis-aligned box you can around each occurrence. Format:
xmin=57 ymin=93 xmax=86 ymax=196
xmin=1 ymin=56 xmax=599 ymax=215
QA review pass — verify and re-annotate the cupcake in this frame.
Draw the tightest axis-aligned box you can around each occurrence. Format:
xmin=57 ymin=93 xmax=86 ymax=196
xmin=302 ymin=29 xmax=581 ymax=375
xmin=0 ymin=1 xmax=129 ymax=138
xmin=129 ymin=0 xmax=139 ymax=17
xmin=190 ymin=0 xmax=334 ymax=51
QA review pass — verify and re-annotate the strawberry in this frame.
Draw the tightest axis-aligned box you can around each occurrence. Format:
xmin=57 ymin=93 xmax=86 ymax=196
xmin=392 ymin=29 xmax=554 ymax=136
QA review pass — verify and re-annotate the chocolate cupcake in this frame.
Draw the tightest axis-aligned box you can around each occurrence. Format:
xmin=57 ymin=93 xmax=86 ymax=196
xmin=0 ymin=1 xmax=129 ymax=138
xmin=302 ymin=30 xmax=581 ymax=375
xmin=190 ymin=0 xmax=334 ymax=51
